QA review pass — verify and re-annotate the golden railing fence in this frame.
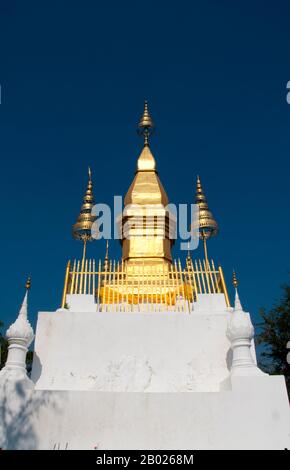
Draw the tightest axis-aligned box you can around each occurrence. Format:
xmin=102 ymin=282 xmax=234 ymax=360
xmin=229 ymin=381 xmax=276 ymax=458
xmin=61 ymin=258 xmax=230 ymax=311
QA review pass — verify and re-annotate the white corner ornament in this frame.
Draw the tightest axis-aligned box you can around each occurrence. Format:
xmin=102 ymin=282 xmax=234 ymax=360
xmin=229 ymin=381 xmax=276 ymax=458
xmin=3 ymin=288 xmax=34 ymax=375
xmin=226 ymin=289 xmax=266 ymax=376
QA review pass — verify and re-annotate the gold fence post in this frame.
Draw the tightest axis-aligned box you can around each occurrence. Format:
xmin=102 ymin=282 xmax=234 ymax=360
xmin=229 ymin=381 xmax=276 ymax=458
xmin=195 ymin=260 xmax=202 ymax=294
xmin=173 ymin=260 xmax=180 ymax=312
xmin=88 ymin=259 xmax=91 ymax=295
xmin=61 ymin=260 xmax=71 ymax=308
xmin=218 ymin=265 xmax=230 ymax=307
xmin=96 ymin=260 xmax=101 ymax=309
xmin=70 ymin=259 xmax=76 ymax=294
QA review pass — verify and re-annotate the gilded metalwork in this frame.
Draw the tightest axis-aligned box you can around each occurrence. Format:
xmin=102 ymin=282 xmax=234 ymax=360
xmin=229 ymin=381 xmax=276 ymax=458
xmin=25 ymin=277 xmax=31 ymax=290
xmin=103 ymin=240 xmax=110 ymax=272
xmin=62 ymin=102 xmax=232 ymax=311
xmin=218 ymin=264 xmax=230 ymax=307
xmin=61 ymin=257 xmax=230 ymax=310
xmin=192 ymin=175 xmax=218 ymax=266
xmin=61 ymin=261 xmax=70 ymax=308
xmin=138 ymin=100 xmax=154 ymax=146
xmin=194 ymin=175 xmax=218 ymax=237
xmin=121 ymin=101 xmax=175 ymax=273
xmin=232 ymin=270 xmax=238 ymax=288
xmin=72 ymin=167 xmax=97 ymax=260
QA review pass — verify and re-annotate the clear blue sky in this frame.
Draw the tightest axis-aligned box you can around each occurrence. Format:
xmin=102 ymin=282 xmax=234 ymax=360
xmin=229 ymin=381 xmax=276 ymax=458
xmin=0 ymin=1 xmax=289 ymax=331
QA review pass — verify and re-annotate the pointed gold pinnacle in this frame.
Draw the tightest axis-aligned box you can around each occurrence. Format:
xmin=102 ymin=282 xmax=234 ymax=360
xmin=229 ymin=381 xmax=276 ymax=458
xmin=72 ymin=168 xmax=97 ymax=243
xmin=103 ymin=240 xmax=110 ymax=271
xmin=139 ymin=101 xmax=154 ymax=128
xmin=186 ymin=242 xmax=193 ymax=271
xmin=138 ymin=100 xmax=154 ymax=146
xmin=191 ymin=175 xmax=218 ymax=268
xmin=232 ymin=270 xmax=238 ymax=288
xmin=195 ymin=175 xmax=218 ymax=239
xmin=25 ymin=276 xmax=31 ymax=290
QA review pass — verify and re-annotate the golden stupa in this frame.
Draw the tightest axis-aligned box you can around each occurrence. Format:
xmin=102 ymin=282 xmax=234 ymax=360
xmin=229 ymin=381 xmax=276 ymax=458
xmin=61 ymin=102 xmax=230 ymax=310
xmin=121 ymin=101 xmax=175 ymax=271
xmin=99 ymin=101 xmax=180 ymax=305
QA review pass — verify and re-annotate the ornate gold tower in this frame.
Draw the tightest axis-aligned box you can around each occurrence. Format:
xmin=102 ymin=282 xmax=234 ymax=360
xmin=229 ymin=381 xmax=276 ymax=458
xmin=62 ymin=103 xmax=230 ymax=310
xmin=121 ymin=101 xmax=175 ymax=272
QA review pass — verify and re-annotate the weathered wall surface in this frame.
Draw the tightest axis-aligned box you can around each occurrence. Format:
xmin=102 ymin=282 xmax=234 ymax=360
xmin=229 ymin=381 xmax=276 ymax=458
xmin=31 ymin=305 xmax=233 ymax=392
xmin=2 ymin=294 xmax=289 ymax=450
xmin=0 ymin=375 xmax=289 ymax=450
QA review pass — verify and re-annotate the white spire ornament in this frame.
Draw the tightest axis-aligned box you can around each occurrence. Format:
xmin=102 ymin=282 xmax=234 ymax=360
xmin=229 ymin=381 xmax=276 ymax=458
xmin=233 ymin=285 xmax=243 ymax=312
xmin=226 ymin=273 xmax=265 ymax=377
xmin=1 ymin=277 xmax=34 ymax=377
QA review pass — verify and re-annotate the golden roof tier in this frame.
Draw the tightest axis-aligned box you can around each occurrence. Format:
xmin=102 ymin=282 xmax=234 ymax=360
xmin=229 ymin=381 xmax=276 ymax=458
xmin=121 ymin=101 xmax=175 ymax=269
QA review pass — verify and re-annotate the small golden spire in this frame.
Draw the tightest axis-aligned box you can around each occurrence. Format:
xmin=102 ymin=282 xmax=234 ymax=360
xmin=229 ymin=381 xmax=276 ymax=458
xmin=186 ymin=242 xmax=192 ymax=271
xmin=138 ymin=100 xmax=154 ymax=146
xmin=72 ymin=168 xmax=97 ymax=260
xmin=135 ymin=101 xmax=157 ymax=171
xmin=25 ymin=276 xmax=31 ymax=290
xmin=232 ymin=270 xmax=238 ymax=288
xmin=103 ymin=240 xmax=110 ymax=272
xmin=192 ymin=175 xmax=218 ymax=267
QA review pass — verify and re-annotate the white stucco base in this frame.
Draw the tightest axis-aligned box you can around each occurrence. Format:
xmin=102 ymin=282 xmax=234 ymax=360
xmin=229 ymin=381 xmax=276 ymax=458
xmin=31 ymin=296 xmax=258 ymax=393
xmin=31 ymin=297 xmax=234 ymax=393
xmin=0 ymin=374 xmax=289 ymax=450
xmin=1 ymin=294 xmax=289 ymax=449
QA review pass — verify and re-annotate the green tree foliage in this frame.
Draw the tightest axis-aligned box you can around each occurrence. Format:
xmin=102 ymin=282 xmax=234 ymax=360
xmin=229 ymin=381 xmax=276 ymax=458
xmin=256 ymin=284 xmax=290 ymax=398
xmin=0 ymin=320 xmax=8 ymax=369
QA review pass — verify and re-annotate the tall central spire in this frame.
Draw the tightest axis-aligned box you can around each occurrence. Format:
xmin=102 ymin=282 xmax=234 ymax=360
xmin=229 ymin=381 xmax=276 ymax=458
xmin=122 ymin=101 xmax=174 ymax=268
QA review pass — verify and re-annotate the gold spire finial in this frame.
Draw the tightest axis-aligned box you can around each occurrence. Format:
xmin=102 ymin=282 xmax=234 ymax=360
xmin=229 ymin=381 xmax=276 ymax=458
xmin=186 ymin=242 xmax=192 ymax=271
xmin=72 ymin=168 xmax=97 ymax=260
xmin=25 ymin=276 xmax=31 ymax=290
xmin=232 ymin=270 xmax=238 ymax=288
xmin=194 ymin=175 xmax=218 ymax=238
xmin=138 ymin=100 xmax=154 ymax=146
xmin=103 ymin=240 xmax=110 ymax=271
xmin=135 ymin=101 xmax=157 ymax=171
xmin=192 ymin=175 xmax=218 ymax=266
